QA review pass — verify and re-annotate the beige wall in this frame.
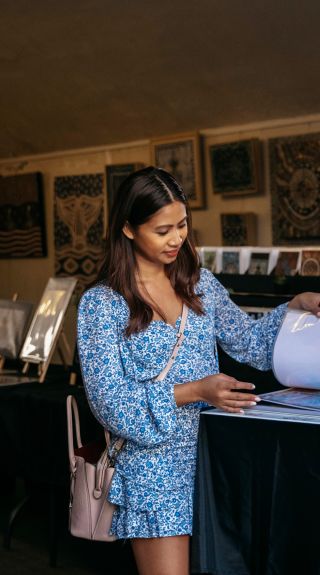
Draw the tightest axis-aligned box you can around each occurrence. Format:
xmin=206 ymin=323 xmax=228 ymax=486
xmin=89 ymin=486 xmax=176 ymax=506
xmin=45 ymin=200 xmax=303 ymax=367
xmin=1 ymin=113 xmax=320 ymax=359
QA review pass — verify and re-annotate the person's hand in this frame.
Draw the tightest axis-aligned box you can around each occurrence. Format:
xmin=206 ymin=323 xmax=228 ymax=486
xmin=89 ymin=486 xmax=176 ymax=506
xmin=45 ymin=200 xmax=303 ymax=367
xmin=288 ymin=292 xmax=320 ymax=317
xmin=198 ymin=372 xmax=260 ymax=413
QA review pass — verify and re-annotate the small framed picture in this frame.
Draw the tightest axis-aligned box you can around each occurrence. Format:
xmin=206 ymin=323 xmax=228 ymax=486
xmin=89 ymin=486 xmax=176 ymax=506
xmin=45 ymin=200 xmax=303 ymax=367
xmin=272 ymin=250 xmax=301 ymax=276
xmin=199 ymin=247 xmax=217 ymax=272
xmin=300 ymin=250 xmax=320 ymax=276
xmin=210 ymin=139 xmax=263 ymax=196
xmin=106 ymin=163 xmax=144 ymax=211
xmin=150 ymin=132 xmax=204 ymax=209
xmin=221 ymin=249 xmax=241 ymax=274
xmin=246 ymin=250 xmax=271 ymax=275
xmin=220 ymin=212 xmax=257 ymax=246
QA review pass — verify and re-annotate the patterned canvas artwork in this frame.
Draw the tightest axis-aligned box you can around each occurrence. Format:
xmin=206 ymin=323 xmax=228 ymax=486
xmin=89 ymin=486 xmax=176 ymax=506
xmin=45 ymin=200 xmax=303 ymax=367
xmin=272 ymin=251 xmax=300 ymax=276
xmin=0 ymin=172 xmax=47 ymax=258
xmin=221 ymin=251 xmax=240 ymax=273
xmin=54 ymin=174 xmax=104 ymax=293
xmin=247 ymin=252 xmax=270 ymax=275
xmin=269 ymin=133 xmax=320 ymax=244
xmin=300 ymin=250 xmax=320 ymax=276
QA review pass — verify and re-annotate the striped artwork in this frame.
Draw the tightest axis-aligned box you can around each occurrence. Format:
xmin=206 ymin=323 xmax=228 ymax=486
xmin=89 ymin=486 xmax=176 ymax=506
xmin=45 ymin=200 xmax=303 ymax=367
xmin=54 ymin=174 xmax=104 ymax=294
xmin=0 ymin=172 xmax=47 ymax=258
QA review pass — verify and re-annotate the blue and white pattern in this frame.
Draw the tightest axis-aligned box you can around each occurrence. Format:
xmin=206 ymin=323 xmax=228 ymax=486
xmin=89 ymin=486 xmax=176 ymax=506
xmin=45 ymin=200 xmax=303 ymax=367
xmin=77 ymin=268 xmax=287 ymax=538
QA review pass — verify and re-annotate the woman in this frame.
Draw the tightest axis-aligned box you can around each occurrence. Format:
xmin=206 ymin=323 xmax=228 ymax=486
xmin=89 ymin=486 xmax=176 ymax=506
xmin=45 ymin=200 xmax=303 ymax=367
xmin=77 ymin=166 xmax=320 ymax=575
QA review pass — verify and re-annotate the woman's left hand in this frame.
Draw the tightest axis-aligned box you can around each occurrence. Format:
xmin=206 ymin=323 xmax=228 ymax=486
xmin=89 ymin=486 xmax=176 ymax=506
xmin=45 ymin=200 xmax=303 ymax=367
xmin=288 ymin=292 xmax=320 ymax=317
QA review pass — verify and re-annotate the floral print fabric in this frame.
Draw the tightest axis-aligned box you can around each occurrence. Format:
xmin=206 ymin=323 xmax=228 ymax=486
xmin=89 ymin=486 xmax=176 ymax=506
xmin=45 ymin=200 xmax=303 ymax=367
xmin=77 ymin=269 xmax=287 ymax=538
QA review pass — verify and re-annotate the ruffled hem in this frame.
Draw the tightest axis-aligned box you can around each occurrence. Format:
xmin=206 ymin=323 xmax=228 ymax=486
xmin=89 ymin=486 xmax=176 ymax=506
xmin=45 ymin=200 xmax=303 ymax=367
xmin=110 ymin=497 xmax=193 ymax=539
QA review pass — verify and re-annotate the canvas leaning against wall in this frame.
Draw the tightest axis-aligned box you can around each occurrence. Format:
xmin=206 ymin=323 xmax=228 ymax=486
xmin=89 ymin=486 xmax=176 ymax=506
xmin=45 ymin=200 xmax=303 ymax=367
xmin=269 ymin=133 xmax=320 ymax=245
xmin=54 ymin=174 xmax=105 ymax=294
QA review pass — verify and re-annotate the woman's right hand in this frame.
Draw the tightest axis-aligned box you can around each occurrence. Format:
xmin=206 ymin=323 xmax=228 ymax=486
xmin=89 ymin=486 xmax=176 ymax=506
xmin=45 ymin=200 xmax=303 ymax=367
xmin=196 ymin=372 xmax=260 ymax=413
xmin=174 ymin=372 xmax=260 ymax=413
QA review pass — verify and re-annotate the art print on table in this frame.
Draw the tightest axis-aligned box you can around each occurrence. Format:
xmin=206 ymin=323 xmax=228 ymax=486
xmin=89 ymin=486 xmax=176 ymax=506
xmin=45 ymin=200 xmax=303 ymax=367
xmin=269 ymin=133 xmax=320 ymax=245
xmin=200 ymin=248 xmax=216 ymax=272
xmin=247 ymin=252 xmax=270 ymax=275
xmin=54 ymin=174 xmax=104 ymax=293
xmin=221 ymin=251 xmax=240 ymax=274
xmin=272 ymin=251 xmax=300 ymax=276
xmin=300 ymin=250 xmax=320 ymax=276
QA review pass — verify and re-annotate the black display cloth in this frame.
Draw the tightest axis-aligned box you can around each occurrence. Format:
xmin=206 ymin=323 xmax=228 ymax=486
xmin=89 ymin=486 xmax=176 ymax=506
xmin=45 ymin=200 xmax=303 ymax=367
xmin=191 ymin=411 xmax=320 ymax=575
xmin=0 ymin=370 xmax=102 ymax=488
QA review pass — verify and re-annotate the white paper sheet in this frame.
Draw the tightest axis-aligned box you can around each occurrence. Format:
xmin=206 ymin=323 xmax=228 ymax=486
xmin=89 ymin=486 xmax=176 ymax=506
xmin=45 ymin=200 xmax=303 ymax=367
xmin=272 ymin=309 xmax=320 ymax=389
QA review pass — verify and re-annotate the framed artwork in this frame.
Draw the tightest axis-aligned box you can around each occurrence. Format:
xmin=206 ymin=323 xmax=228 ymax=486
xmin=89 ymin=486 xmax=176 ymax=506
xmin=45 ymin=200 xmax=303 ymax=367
xmin=210 ymin=139 xmax=263 ymax=196
xmin=0 ymin=300 xmax=34 ymax=359
xmin=54 ymin=173 xmax=104 ymax=294
xmin=269 ymin=133 xmax=320 ymax=245
xmin=106 ymin=163 xmax=144 ymax=211
xmin=220 ymin=212 xmax=257 ymax=246
xmin=272 ymin=251 xmax=300 ymax=276
xmin=20 ymin=276 xmax=77 ymax=368
xmin=0 ymin=172 xmax=47 ymax=258
xmin=221 ymin=250 xmax=240 ymax=274
xmin=300 ymin=250 xmax=320 ymax=276
xmin=247 ymin=251 xmax=270 ymax=275
xmin=150 ymin=132 xmax=204 ymax=209
xmin=199 ymin=247 xmax=217 ymax=272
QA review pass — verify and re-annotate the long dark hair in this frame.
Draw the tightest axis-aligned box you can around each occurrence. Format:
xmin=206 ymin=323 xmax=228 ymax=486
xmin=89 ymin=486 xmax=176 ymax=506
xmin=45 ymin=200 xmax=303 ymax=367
xmin=97 ymin=166 xmax=203 ymax=335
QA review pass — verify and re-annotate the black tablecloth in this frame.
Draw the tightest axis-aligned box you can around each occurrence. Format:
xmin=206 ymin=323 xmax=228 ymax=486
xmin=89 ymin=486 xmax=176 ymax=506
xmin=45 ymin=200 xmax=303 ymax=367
xmin=191 ymin=411 xmax=320 ymax=575
xmin=0 ymin=370 xmax=101 ymax=488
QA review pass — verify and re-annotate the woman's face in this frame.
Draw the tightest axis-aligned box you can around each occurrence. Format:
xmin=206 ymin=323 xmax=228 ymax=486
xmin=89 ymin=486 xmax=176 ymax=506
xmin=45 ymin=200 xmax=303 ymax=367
xmin=123 ymin=201 xmax=188 ymax=266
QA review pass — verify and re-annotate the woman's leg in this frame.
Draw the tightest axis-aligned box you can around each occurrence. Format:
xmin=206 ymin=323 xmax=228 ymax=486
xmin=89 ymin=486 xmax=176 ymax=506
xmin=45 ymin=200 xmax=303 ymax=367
xmin=131 ymin=535 xmax=189 ymax=575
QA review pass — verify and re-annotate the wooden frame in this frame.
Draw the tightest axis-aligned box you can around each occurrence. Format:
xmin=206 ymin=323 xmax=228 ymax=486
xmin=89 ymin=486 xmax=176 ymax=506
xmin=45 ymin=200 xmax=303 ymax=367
xmin=150 ymin=132 xmax=204 ymax=209
xmin=210 ymin=139 xmax=263 ymax=196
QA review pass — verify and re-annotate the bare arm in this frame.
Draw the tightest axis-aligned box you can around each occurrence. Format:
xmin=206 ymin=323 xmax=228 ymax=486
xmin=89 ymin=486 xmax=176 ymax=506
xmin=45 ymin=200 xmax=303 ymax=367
xmin=174 ymin=373 xmax=259 ymax=413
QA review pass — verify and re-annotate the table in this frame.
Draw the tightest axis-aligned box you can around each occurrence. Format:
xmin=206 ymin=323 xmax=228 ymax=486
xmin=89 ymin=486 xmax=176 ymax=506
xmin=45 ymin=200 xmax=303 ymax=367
xmin=191 ymin=409 xmax=320 ymax=575
xmin=0 ymin=370 xmax=101 ymax=564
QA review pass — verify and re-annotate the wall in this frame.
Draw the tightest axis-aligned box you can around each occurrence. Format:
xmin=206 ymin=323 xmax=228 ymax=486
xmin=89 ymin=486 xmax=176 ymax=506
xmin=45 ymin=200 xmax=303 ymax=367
xmin=1 ymin=113 xmax=320 ymax=360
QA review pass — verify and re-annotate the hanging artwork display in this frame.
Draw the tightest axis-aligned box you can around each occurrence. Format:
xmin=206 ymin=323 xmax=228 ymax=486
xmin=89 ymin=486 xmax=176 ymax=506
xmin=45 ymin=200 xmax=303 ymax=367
xmin=0 ymin=172 xmax=47 ymax=258
xmin=106 ymin=163 xmax=144 ymax=211
xmin=269 ymin=133 xmax=320 ymax=244
xmin=54 ymin=174 xmax=104 ymax=293
xmin=220 ymin=212 xmax=257 ymax=246
xmin=150 ymin=132 xmax=204 ymax=209
xmin=210 ymin=139 xmax=263 ymax=196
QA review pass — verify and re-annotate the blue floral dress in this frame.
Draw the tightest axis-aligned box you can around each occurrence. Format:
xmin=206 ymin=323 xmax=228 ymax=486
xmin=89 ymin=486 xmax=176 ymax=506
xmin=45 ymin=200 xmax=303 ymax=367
xmin=77 ymin=268 xmax=287 ymax=539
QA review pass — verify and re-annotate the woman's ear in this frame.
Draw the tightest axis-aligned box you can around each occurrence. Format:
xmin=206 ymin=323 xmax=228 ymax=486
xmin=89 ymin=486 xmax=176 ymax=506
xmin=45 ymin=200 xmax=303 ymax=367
xmin=122 ymin=222 xmax=134 ymax=240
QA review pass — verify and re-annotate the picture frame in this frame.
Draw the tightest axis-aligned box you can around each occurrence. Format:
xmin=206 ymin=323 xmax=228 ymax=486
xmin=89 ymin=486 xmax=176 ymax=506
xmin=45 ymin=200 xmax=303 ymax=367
xmin=106 ymin=163 xmax=144 ymax=211
xmin=220 ymin=212 xmax=257 ymax=246
xmin=269 ymin=133 xmax=320 ymax=245
xmin=246 ymin=249 xmax=271 ymax=275
xmin=150 ymin=132 xmax=204 ymax=209
xmin=20 ymin=277 xmax=77 ymax=381
xmin=210 ymin=139 xmax=263 ymax=196
xmin=221 ymin=249 xmax=241 ymax=274
xmin=300 ymin=250 xmax=320 ymax=276
xmin=0 ymin=299 xmax=34 ymax=360
xmin=199 ymin=247 xmax=217 ymax=273
xmin=272 ymin=250 xmax=301 ymax=277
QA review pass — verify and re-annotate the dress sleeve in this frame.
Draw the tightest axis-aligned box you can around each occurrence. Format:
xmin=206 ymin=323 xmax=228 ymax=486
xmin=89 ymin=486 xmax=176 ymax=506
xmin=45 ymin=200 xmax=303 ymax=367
xmin=202 ymin=270 xmax=287 ymax=370
xmin=77 ymin=286 xmax=179 ymax=447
